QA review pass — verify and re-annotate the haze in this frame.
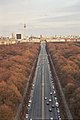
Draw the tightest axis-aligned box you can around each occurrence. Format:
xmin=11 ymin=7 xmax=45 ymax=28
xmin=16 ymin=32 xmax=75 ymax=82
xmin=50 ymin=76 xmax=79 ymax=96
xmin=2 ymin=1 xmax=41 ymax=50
xmin=0 ymin=0 xmax=80 ymax=36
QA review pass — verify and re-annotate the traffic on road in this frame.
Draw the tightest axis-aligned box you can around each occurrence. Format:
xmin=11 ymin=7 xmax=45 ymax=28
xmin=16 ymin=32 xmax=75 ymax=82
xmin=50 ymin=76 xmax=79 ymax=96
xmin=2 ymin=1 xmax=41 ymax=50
xmin=25 ymin=41 xmax=61 ymax=120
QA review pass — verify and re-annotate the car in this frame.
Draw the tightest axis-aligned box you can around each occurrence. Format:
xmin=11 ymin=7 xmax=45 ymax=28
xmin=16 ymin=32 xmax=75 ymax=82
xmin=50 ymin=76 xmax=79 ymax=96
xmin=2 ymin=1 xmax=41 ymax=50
xmin=46 ymin=101 xmax=49 ymax=105
xmin=28 ymin=103 xmax=31 ymax=107
xmin=54 ymin=97 xmax=57 ymax=101
xmin=53 ymin=90 xmax=56 ymax=94
xmin=29 ymin=99 xmax=32 ymax=103
xmin=57 ymin=108 xmax=60 ymax=116
xmin=32 ymin=84 xmax=34 ymax=87
xmin=58 ymin=116 xmax=61 ymax=120
xmin=51 ymin=81 xmax=53 ymax=83
xmin=57 ymin=108 xmax=60 ymax=113
xmin=52 ymin=104 xmax=55 ymax=108
xmin=49 ymin=99 xmax=52 ymax=102
xmin=44 ymin=97 xmax=47 ymax=100
xmin=49 ymin=108 xmax=52 ymax=112
xmin=26 ymin=114 xmax=28 ymax=118
xmin=50 ymin=92 xmax=53 ymax=95
xmin=56 ymin=102 xmax=59 ymax=107
xmin=52 ymin=86 xmax=55 ymax=90
xmin=50 ymin=117 xmax=53 ymax=120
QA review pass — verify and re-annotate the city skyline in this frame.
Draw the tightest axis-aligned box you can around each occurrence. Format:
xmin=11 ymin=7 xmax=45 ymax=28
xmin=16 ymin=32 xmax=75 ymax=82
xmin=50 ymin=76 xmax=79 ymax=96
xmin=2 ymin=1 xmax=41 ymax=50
xmin=0 ymin=0 xmax=80 ymax=36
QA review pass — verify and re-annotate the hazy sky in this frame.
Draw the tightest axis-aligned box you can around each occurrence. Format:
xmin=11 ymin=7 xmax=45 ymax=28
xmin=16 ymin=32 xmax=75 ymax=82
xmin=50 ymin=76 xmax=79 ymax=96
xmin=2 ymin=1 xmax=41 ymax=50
xmin=0 ymin=0 xmax=80 ymax=36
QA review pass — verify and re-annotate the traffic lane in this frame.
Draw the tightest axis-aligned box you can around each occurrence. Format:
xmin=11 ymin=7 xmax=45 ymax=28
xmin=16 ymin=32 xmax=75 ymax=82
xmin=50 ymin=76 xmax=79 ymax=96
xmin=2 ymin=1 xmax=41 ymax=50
xmin=28 ymin=59 xmax=42 ymax=119
xmin=29 ymin=65 xmax=42 ymax=118
xmin=43 ymin=53 xmax=52 ymax=119
xmin=42 ymin=44 xmax=59 ymax=119
xmin=51 ymin=95 xmax=59 ymax=118
xmin=37 ymin=54 xmax=42 ymax=66
xmin=24 ymin=54 xmax=42 ymax=120
xmin=28 ymin=77 xmax=41 ymax=118
xmin=44 ymin=64 xmax=51 ymax=119
xmin=45 ymin=74 xmax=50 ymax=119
xmin=49 ymin=84 xmax=59 ymax=119
xmin=47 ymin=59 xmax=59 ymax=119
xmin=47 ymin=64 xmax=59 ymax=119
xmin=28 ymin=46 xmax=44 ymax=119
xmin=44 ymin=53 xmax=59 ymax=119
xmin=44 ymin=56 xmax=54 ymax=119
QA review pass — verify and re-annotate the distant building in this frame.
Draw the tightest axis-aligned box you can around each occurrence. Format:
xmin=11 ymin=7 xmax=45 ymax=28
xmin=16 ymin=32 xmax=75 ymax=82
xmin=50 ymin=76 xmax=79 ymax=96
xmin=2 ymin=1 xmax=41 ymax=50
xmin=40 ymin=35 xmax=42 ymax=39
xmin=0 ymin=38 xmax=16 ymax=45
xmin=16 ymin=34 xmax=22 ymax=39
xmin=12 ymin=33 xmax=23 ymax=40
xmin=12 ymin=33 xmax=15 ymax=39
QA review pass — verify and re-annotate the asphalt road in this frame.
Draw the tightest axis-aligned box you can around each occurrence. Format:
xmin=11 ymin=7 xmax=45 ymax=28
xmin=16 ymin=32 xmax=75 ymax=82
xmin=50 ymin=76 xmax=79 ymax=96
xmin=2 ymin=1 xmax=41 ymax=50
xmin=26 ymin=41 xmax=60 ymax=120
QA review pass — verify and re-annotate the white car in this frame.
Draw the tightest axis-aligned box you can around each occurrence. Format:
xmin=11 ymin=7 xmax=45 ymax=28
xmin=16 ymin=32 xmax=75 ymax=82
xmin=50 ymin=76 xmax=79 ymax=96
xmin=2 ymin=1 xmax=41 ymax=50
xmin=50 ymin=92 xmax=53 ymax=95
xmin=44 ymin=97 xmax=47 ymax=100
xmin=28 ymin=103 xmax=31 ymax=107
xmin=54 ymin=97 xmax=57 ymax=101
xmin=29 ymin=99 xmax=32 ymax=103
xmin=49 ymin=108 xmax=52 ymax=112
xmin=49 ymin=99 xmax=52 ymax=102
xmin=53 ymin=90 xmax=56 ymax=94
xmin=52 ymin=86 xmax=55 ymax=90
xmin=56 ymin=102 xmax=59 ymax=107
xmin=26 ymin=114 xmax=28 ymax=119
xmin=32 ymin=84 xmax=34 ymax=87
xmin=50 ymin=117 xmax=53 ymax=120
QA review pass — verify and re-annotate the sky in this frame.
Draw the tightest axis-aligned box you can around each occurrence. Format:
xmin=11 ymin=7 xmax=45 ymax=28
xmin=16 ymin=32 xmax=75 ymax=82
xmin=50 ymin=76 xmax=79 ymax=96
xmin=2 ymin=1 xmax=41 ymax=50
xmin=0 ymin=0 xmax=80 ymax=36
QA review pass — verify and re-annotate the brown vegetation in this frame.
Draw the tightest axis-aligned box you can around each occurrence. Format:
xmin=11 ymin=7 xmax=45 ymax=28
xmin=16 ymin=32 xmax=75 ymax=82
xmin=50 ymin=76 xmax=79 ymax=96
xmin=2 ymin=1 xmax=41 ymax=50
xmin=0 ymin=43 xmax=39 ymax=120
xmin=48 ymin=43 xmax=80 ymax=119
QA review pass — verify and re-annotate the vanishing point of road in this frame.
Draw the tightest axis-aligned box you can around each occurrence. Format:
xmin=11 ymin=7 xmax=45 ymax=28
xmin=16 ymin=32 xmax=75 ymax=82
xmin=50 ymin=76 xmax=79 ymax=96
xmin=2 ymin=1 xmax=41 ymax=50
xmin=25 ymin=41 xmax=61 ymax=120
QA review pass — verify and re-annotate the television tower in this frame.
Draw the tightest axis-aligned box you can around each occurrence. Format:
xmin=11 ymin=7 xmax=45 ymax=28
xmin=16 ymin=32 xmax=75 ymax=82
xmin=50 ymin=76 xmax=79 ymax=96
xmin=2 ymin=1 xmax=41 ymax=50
xmin=24 ymin=24 xmax=26 ymax=39
xmin=24 ymin=24 xmax=26 ymax=28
